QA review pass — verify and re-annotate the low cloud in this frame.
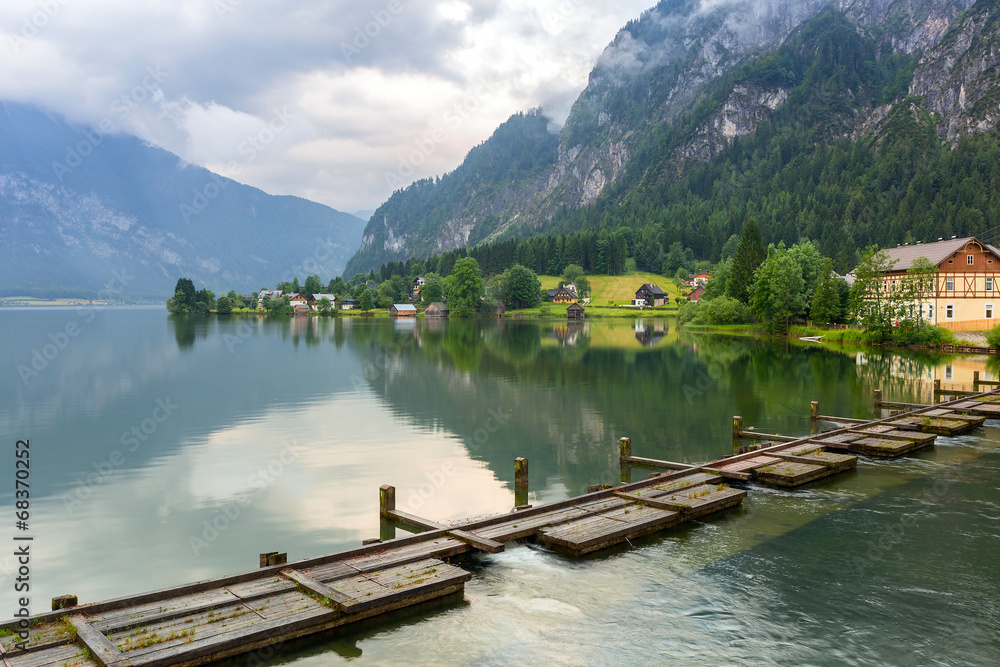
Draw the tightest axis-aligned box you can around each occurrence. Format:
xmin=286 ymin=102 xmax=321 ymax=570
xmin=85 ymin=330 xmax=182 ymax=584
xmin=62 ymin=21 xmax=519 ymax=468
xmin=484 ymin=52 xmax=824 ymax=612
xmin=0 ymin=0 xmax=652 ymax=213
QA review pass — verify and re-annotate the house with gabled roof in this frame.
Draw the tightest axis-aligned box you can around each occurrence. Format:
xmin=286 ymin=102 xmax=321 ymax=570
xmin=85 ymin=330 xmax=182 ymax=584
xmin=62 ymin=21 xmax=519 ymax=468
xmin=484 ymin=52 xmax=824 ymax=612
xmin=635 ymin=283 xmax=667 ymax=307
xmin=868 ymin=236 xmax=1000 ymax=332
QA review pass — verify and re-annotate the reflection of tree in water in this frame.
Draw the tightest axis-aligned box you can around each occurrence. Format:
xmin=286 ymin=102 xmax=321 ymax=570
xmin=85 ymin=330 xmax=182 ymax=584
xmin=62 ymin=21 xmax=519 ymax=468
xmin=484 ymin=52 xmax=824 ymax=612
xmin=168 ymin=315 xmax=212 ymax=350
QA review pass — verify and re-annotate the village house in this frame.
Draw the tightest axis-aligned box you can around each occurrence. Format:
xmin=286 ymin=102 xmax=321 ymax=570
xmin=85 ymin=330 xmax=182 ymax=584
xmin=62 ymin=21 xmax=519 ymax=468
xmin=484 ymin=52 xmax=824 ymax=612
xmin=390 ymin=303 xmax=417 ymax=318
xmin=547 ymin=286 xmax=579 ymax=304
xmin=688 ymin=286 xmax=706 ymax=302
xmin=867 ymin=236 xmax=1000 ymax=332
xmin=634 ymin=283 xmax=667 ymax=307
xmin=424 ymin=302 xmax=449 ymax=318
xmin=257 ymin=290 xmax=283 ymax=311
xmin=567 ymin=303 xmax=586 ymax=319
xmin=309 ymin=294 xmax=338 ymax=311
xmin=286 ymin=293 xmax=310 ymax=308
xmin=691 ymin=271 xmax=711 ymax=287
xmin=340 ymin=298 xmax=359 ymax=310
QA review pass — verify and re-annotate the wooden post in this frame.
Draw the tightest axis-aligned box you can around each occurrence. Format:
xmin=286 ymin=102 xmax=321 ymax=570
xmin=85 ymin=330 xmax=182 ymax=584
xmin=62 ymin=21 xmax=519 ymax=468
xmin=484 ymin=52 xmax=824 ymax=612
xmin=514 ymin=458 xmax=529 ymax=508
xmin=934 ymin=379 xmax=941 ymax=394
xmin=810 ymin=401 xmax=819 ymax=421
xmin=52 ymin=595 xmax=78 ymax=611
xmin=259 ymin=552 xmax=286 ymax=567
xmin=974 ymin=371 xmax=980 ymax=391
xmin=874 ymin=389 xmax=882 ymax=406
xmin=619 ymin=437 xmax=632 ymax=461
xmin=732 ymin=416 xmax=743 ymax=438
xmin=379 ymin=484 xmax=395 ymax=516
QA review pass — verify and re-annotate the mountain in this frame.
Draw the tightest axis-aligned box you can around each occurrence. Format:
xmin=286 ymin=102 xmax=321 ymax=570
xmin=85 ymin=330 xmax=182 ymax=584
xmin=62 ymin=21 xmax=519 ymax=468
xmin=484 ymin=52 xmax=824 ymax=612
xmin=346 ymin=0 xmax=989 ymax=276
xmin=0 ymin=103 xmax=365 ymax=300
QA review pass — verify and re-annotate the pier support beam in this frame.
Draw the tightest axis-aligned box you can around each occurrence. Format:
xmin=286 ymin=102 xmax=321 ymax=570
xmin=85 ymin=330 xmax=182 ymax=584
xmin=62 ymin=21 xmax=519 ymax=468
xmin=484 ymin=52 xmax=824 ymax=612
xmin=974 ymin=371 xmax=980 ymax=391
xmin=874 ymin=389 xmax=882 ymax=407
xmin=810 ymin=401 xmax=819 ymax=421
xmin=515 ymin=458 xmax=529 ymax=508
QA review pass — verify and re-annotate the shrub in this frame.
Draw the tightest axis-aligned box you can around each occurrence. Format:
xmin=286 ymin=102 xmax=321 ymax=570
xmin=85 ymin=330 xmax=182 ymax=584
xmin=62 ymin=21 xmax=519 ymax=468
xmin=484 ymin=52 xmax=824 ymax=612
xmin=692 ymin=296 xmax=753 ymax=325
xmin=986 ymin=324 xmax=1000 ymax=349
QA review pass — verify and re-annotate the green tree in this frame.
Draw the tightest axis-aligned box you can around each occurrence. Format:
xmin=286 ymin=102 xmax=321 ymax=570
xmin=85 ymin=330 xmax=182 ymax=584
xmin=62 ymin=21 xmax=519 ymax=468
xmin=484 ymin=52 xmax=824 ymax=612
xmin=420 ymin=274 xmax=447 ymax=306
xmin=317 ymin=297 xmax=333 ymax=314
xmin=727 ymin=219 xmax=766 ymax=303
xmin=561 ymin=264 xmax=585 ymax=284
xmin=575 ymin=276 xmax=591 ymax=299
xmin=810 ymin=259 xmax=843 ymax=323
xmin=291 ymin=277 xmax=301 ymax=293
xmin=304 ymin=274 xmax=323 ymax=296
xmin=359 ymin=288 xmax=377 ymax=311
xmin=215 ymin=296 xmax=233 ymax=314
xmin=850 ymin=246 xmax=897 ymax=340
xmin=750 ymin=244 xmax=805 ymax=334
xmin=902 ymin=256 xmax=938 ymax=326
xmin=502 ymin=264 xmax=542 ymax=309
xmin=449 ymin=257 xmax=484 ymax=317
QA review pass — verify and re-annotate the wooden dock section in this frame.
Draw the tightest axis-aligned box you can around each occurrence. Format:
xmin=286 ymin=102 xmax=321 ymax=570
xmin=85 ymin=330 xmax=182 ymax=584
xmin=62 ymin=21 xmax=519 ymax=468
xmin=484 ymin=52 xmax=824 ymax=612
xmin=4 ymin=384 xmax=998 ymax=666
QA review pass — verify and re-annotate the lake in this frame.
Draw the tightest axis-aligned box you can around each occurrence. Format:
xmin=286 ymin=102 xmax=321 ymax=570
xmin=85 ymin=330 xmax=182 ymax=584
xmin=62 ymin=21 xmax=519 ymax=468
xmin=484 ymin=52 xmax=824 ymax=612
xmin=1 ymin=308 xmax=998 ymax=665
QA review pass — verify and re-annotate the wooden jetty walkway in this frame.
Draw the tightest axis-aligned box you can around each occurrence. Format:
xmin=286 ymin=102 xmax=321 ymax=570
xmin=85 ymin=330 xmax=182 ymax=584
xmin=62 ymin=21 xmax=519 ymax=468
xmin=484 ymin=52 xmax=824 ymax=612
xmin=3 ymin=386 xmax=998 ymax=667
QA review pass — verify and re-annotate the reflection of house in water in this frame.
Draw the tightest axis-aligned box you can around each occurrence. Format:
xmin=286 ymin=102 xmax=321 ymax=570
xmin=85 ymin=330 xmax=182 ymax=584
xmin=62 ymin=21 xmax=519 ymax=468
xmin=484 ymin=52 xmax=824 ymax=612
xmin=548 ymin=321 xmax=589 ymax=346
xmin=634 ymin=320 xmax=669 ymax=347
xmin=856 ymin=351 xmax=993 ymax=387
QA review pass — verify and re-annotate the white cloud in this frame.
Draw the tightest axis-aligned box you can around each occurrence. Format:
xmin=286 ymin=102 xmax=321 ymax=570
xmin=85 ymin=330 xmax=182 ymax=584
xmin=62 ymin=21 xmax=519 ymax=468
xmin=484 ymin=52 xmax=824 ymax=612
xmin=0 ymin=0 xmax=653 ymax=212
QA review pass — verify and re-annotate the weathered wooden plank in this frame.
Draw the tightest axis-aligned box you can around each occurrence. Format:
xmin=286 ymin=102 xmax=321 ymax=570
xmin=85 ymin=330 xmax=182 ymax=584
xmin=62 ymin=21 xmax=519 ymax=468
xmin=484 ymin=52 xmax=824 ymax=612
xmin=446 ymin=530 xmax=504 ymax=554
xmin=621 ymin=455 xmax=693 ymax=470
xmin=714 ymin=455 xmax=781 ymax=474
xmin=89 ymin=588 xmax=241 ymax=633
xmin=69 ymin=615 xmax=133 ymax=666
xmin=5 ymin=643 xmax=98 ymax=667
xmin=281 ymin=569 xmax=357 ymax=613
xmin=539 ymin=505 xmax=682 ymax=556
xmin=753 ymin=460 xmax=831 ymax=487
xmin=613 ymin=491 xmax=690 ymax=513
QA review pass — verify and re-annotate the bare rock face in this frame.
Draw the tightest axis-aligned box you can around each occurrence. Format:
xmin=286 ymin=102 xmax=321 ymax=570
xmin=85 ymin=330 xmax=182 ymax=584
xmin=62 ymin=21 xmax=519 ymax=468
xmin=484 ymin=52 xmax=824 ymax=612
xmin=347 ymin=0 xmax=992 ymax=274
xmin=910 ymin=3 xmax=1000 ymax=143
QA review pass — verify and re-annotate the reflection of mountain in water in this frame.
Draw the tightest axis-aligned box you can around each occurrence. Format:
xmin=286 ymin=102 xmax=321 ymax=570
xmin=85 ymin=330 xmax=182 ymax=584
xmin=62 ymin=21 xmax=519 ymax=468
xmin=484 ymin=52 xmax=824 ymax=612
xmin=348 ymin=319 xmax=884 ymax=495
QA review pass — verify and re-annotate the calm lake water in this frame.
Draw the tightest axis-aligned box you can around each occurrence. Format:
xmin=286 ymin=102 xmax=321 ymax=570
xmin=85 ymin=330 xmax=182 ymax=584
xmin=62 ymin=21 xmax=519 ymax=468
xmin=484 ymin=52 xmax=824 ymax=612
xmin=1 ymin=308 xmax=998 ymax=665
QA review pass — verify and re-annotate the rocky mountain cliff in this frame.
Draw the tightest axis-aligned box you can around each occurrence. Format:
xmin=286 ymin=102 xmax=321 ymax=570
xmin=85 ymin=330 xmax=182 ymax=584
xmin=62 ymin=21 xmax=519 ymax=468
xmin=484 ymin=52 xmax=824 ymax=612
xmin=0 ymin=103 xmax=365 ymax=299
xmin=347 ymin=0 xmax=987 ymax=275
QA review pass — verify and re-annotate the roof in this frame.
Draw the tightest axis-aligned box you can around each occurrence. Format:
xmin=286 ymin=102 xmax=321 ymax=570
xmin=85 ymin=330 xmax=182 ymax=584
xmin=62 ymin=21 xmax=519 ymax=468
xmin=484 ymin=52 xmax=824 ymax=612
xmin=392 ymin=304 xmax=417 ymax=312
xmin=567 ymin=303 xmax=585 ymax=310
xmin=311 ymin=294 xmax=337 ymax=301
xmin=428 ymin=302 xmax=449 ymax=310
xmin=638 ymin=283 xmax=666 ymax=296
xmin=878 ymin=237 xmax=1000 ymax=271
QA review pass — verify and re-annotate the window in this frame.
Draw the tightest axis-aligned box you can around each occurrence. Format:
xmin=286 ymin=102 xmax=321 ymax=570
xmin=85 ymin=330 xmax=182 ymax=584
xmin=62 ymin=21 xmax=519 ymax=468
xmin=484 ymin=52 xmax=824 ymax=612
xmin=988 ymin=277 xmax=994 ymax=292
xmin=946 ymin=303 xmax=955 ymax=319
xmin=945 ymin=365 xmax=954 ymax=381
xmin=968 ymin=255 xmax=975 ymax=265
xmin=987 ymin=304 xmax=994 ymax=320
xmin=946 ymin=277 xmax=955 ymax=292
xmin=927 ymin=304 xmax=934 ymax=320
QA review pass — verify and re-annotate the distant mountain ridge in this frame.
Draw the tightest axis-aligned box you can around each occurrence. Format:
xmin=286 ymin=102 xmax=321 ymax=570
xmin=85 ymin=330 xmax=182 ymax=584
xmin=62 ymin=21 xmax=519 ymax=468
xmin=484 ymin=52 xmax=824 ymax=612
xmin=346 ymin=0 xmax=989 ymax=275
xmin=0 ymin=103 xmax=365 ymax=299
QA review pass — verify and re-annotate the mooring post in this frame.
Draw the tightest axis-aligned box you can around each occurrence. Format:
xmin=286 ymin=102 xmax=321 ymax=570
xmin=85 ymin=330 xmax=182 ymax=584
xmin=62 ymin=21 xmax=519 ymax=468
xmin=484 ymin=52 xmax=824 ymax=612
xmin=379 ymin=484 xmax=396 ymax=517
xmin=259 ymin=552 xmax=287 ymax=568
xmin=934 ymin=379 xmax=941 ymax=395
xmin=874 ymin=389 xmax=882 ymax=407
xmin=810 ymin=401 xmax=819 ymax=421
xmin=732 ymin=416 xmax=743 ymax=438
xmin=619 ymin=437 xmax=632 ymax=461
xmin=974 ymin=371 xmax=980 ymax=391
xmin=514 ymin=458 xmax=529 ymax=507
xmin=52 ymin=595 xmax=78 ymax=611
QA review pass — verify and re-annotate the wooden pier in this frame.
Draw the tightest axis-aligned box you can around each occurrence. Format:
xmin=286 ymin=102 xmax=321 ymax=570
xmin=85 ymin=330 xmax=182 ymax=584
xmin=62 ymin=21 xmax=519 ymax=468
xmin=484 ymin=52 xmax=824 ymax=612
xmin=3 ymin=385 xmax=997 ymax=666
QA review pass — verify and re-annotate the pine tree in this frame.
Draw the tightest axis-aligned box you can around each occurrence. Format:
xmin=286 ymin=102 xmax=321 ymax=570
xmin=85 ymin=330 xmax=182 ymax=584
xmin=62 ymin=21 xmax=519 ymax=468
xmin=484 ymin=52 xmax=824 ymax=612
xmin=727 ymin=219 xmax=766 ymax=303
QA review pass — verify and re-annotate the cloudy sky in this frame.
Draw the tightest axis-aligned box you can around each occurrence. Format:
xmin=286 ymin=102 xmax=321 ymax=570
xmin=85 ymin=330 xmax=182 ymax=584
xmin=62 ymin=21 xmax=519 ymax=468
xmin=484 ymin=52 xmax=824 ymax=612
xmin=0 ymin=0 xmax=653 ymax=216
